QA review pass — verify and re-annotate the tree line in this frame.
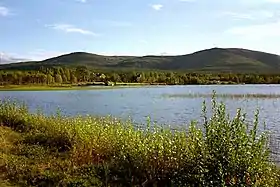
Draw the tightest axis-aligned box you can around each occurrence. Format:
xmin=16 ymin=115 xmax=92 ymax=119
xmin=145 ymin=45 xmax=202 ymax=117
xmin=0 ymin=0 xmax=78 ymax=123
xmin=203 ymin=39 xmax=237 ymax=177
xmin=1 ymin=66 xmax=280 ymax=85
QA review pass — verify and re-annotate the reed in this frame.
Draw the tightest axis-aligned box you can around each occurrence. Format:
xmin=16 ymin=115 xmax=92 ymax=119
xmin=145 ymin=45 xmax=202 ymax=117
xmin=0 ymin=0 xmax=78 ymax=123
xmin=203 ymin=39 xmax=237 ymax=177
xmin=164 ymin=93 xmax=280 ymax=99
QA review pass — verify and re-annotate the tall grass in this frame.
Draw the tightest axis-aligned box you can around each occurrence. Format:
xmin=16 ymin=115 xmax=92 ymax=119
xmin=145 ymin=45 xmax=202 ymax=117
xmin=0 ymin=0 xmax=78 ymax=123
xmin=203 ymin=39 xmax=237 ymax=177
xmin=0 ymin=93 xmax=279 ymax=186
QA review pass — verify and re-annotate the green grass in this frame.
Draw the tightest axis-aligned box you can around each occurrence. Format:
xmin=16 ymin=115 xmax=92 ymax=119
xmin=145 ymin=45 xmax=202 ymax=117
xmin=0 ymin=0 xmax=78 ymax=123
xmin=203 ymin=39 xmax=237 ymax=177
xmin=0 ymin=85 xmax=82 ymax=91
xmin=0 ymin=84 xmax=151 ymax=91
xmin=0 ymin=93 xmax=280 ymax=186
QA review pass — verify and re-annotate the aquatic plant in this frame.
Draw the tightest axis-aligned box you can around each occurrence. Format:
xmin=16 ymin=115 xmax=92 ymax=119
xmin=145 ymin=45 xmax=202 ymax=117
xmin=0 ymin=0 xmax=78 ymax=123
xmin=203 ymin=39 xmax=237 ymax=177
xmin=164 ymin=93 xmax=280 ymax=99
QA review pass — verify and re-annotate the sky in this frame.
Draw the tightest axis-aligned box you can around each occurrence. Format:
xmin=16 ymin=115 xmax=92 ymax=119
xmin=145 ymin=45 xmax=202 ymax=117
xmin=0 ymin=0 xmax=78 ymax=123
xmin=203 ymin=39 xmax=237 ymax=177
xmin=1 ymin=0 xmax=280 ymax=61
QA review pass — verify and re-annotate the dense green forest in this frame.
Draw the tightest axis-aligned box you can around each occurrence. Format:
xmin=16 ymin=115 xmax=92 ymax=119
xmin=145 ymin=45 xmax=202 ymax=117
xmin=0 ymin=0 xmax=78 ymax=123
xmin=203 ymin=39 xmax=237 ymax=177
xmin=1 ymin=66 xmax=280 ymax=85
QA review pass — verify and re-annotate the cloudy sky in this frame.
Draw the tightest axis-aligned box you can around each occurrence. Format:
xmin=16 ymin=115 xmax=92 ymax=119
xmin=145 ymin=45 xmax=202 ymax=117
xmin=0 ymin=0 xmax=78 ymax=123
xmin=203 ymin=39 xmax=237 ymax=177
xmin=1 ymin=0 xmax=280 ymax=60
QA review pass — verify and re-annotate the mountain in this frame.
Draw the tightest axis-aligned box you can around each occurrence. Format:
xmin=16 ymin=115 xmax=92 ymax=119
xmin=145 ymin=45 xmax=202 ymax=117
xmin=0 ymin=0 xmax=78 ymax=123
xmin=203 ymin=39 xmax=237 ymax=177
xmin=0 ymin=52 xmax=135 ymax=70
xmin=1 ymin=48 xmax=280 ymax=73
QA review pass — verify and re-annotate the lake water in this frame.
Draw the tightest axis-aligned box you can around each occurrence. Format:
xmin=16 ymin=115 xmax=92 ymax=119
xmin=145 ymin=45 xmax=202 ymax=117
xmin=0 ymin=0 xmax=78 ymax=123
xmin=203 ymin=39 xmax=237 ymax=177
xmin=2 ymin=85 xmax=280 ymax=160
xmin=1 ymin=85 xmax=280 ymax=130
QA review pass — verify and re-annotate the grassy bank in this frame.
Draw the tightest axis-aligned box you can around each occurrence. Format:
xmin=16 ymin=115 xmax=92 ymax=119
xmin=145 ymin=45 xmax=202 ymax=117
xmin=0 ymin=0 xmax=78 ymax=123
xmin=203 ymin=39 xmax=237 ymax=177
xmin=0 ymin=85 xmax=84 ymax=91
xmin=0 ymin=83 xmax=151 ymax=91
xmin=0 ymin=96 xmax=280 ymax=186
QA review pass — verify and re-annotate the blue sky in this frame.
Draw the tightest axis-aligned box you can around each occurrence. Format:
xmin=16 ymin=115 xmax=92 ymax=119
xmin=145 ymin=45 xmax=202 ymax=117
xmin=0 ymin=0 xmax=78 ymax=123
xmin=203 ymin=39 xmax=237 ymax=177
xmin=1 ymin=0 xmax=280 ymax=60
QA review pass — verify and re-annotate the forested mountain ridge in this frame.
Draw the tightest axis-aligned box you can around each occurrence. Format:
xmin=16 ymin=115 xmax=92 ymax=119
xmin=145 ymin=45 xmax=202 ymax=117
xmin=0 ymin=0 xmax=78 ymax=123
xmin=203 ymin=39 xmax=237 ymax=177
xmin=1 ymin=48 xmax=280 ymax=73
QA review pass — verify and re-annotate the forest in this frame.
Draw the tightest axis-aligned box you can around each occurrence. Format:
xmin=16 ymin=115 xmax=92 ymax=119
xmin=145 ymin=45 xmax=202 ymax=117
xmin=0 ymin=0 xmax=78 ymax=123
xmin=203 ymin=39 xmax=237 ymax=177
xmin=1 ymin=66 xmax=280 ymax=85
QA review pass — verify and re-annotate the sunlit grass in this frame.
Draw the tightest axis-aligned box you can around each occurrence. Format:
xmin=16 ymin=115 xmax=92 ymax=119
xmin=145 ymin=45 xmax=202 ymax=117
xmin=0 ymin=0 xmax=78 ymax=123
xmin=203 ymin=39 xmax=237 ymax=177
xmin=0 ymin=92 xmax=279 ymax=186
xmin=0 ymin=84 xmax=150 ymax=91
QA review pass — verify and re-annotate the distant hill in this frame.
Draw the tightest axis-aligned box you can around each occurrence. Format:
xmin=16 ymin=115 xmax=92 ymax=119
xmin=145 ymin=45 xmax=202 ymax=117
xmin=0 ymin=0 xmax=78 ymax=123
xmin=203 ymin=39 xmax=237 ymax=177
xmin=1 ymin=48 xmax=280 ymax=73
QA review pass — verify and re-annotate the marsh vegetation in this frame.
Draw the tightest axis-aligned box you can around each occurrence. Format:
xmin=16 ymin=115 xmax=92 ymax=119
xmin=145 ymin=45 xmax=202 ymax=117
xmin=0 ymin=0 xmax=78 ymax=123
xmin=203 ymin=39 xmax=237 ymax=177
xmin=163 ymin=93 xmax=280 ymax=99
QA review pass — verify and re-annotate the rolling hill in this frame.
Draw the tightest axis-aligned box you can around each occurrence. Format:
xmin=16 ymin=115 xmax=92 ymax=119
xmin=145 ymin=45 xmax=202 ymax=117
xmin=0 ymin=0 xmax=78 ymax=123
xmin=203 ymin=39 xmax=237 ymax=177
xmin=1 ymin=48 xmax=280 ymax=73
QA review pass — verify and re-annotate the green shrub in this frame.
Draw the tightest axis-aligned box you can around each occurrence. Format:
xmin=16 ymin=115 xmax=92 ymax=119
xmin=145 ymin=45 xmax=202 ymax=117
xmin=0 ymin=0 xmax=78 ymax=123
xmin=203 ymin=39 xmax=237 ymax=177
xmin=0 ymin=100 xmax=30 ymax=132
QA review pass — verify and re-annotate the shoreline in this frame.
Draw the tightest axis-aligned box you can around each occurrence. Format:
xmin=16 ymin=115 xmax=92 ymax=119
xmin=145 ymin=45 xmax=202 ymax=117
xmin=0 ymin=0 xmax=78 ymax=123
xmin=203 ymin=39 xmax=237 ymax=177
xmin=0 ymin=83 xmax=279 ymax=91
xmin=0 ymin=84 xmax=154 ymax=91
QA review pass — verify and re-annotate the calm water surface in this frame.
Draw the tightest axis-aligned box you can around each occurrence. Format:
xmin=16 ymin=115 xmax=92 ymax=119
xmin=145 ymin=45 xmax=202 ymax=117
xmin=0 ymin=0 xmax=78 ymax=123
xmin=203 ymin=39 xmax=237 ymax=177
xmin=1 ymin=85 xmax=280 ymax=133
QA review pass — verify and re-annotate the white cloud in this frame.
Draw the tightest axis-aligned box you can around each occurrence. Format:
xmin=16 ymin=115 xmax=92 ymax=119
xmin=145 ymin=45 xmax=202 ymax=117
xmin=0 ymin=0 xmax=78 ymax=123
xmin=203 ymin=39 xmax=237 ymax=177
xmin=151 ymin=4 xmax=163 ymax=11
xmin=8 ymin=49 xmax=69 ymax=61
xmin=27 ymin=49 xmax=66 ymax=60
xmin=240 ymin=0 xmax=280 ymax=4
xmin=0 ymin=6 xmax=9 ymax=16
xmin=139 ymin=40 xmax=148 ymax=44
xmin=0 ymin=52 xmax=30 ymax=64
xmin=226 ymin=21 xmax=280 ymax=39
xmin=76 ymin=0 xmax=87 ymax=3
xmin=261 ymin=0 xmax=280 ymax=2
xmin=106 ymin=20 xmax=132 ymax=27
xmin=222 ymin=10 xmax=275 ymax=20
xmin=222 ymin=12 xmax=255 ymax=20
xmin=91 ymin=19 xmax=132 ymax=27
xmin=179 ymin=0 xmax=196 ymax=2
xmin=46 ymin=24 xmax=97 ymax=35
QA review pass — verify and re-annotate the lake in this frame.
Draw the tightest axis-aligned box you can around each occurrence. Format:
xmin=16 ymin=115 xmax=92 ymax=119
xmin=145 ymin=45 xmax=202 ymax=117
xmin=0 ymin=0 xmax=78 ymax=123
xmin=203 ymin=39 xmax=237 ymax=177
xmin=1 ymin=84 xmax=280 ymax=130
